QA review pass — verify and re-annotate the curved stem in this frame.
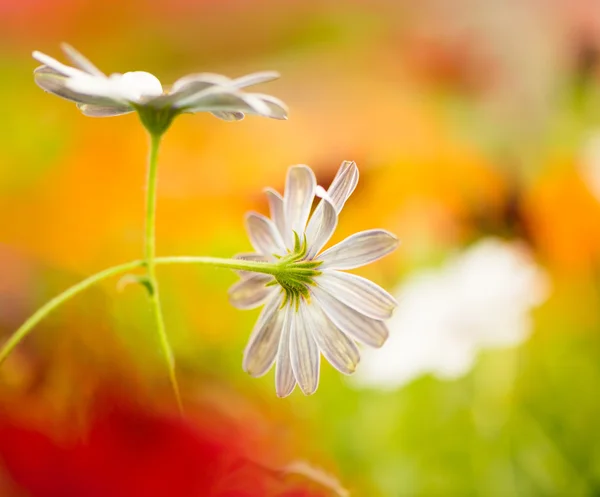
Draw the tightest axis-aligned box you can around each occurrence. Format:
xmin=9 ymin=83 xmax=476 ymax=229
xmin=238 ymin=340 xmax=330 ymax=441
xmin=0 ymin=256 xmax=284 ymax=368
xmin=144 ymin=133 xmax=183 ymax=414
xmin=0 ymin=260 xmax=143 ymax=365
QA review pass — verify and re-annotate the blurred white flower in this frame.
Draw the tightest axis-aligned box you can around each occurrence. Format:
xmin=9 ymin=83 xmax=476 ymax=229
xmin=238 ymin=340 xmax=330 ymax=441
xmin=33 ymin=44 xmax=287 ymax=130
xmin=580 ymin=131 xmax=600 ymax=202
xmin=353 ymin=238 xmax=550 ymax=389
xmin=230 ymin=161 xmax=399 ymax=397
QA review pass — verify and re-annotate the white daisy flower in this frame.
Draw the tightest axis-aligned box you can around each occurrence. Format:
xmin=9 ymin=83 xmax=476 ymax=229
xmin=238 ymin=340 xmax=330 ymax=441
xmin=33 ymin=43 xmax=287 ymax=134
xmin=353 ymin=238 xmax=551 ymax=390
xmin=229 ymin=161 xmax=400 ymax=397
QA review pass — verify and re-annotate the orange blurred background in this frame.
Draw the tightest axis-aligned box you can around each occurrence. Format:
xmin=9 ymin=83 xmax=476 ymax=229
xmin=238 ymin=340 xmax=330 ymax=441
xmin=1 ymin=1 xmax=600 ymax=496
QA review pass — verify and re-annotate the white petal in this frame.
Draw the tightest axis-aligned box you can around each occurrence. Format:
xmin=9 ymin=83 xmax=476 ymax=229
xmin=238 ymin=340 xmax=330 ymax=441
xmin=171 ymin=75 xmax=286 ymax=119
xmin=177 ymin=88 xmax=271 ymax=116
xmin=66 ymin=74 xmax=130 ymax=102
xmin=231 ymin=71 xmax=280 ymax=88
xmin=61 ymin=43 xmax=104 ymax=76
xmin=243 ymin=292 xmax=285 ymax=377
xmin=305 ymin=161 xmax=358 ymax=244
xmin=34 ymin=66 xmax=122 ymax=106
xmin=211 ymin=111 xmax=245 ymax=121
xmin=328 ymin=161 xmax=359 ymax=213
xmin=318 ymin=271 xmax=397 ymax=320
xmin=228 ymin=274 xmax=274 ymax=310
xmin=245 ymin=212 xmax=285 ymax=256
xmin=171 ymin=73 xmax=233 ymax=94
xmin=275 ymin=304 xmax=296 ymax=397
xmin=233 ymin=252 xmax=270 ymax=279
xmin=119 ymin=71 xmax=163 ymax=99
xmin=306 ymin=186 xmax=338 ymax=259
xmin=77 ymin=103 xmax=133 ymax=117
xmin=65 ymin=71 xmax=162 ymax=103
xmin=284 ymin=166 xmax=316 ymax=241
xmin=32 ymin=50 xmax=83 ymax=78
xmin=303 ymin=297 xmax=360 ymax=375
xmin=312 ymin=287 xmax=389 ymax=348
xmin=291 ymin=302 xmax=321 ymax=395
xmin=319 ymin=230 xmax=399 ymax=270
xmin=243 ymin=93 xmax=288 ymax=120
xmin=264 ymin=188 xmax=288 ymax=245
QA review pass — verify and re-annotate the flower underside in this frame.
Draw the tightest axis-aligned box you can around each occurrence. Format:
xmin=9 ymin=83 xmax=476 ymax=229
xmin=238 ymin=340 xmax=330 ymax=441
xmin=272 ymin=232 xmax=323 ymax=309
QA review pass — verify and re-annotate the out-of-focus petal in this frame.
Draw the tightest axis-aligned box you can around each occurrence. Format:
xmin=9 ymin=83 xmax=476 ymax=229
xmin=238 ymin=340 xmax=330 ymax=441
xmin=34 ymin=66 xmax=120 ymax=106
xmin=66 ymin=71 xmax=162 ymax=103
xmin=119 ymin=71 xmax=163 ymax=99
xmin=244 ymin=212 xmax=286 ymax=256
xmin=284 ymin=166 xmax=316 ymax=243
xmin=313 ymin=287 xmax=389 ymax=348
xmin=275 ymin=305 xmax=296 ymax=397
xmin=319 ymin=230 xmax=399 ymax=270
xmin=211 ymin=111 xmax=245 ymax=121
xmin=303 ymin=298 xmax=360 ymax=375
xmin=228 ymin=274 xmax=274 ymax=310
xmin=171 ymin=72 xmax=233 ymax=94
xmin=318 ymin=271 xmax=397 ymax=320
xmin=61 ymin=43 xmax=105 ymax=76
xmin=77 ymin=103 xmax=134 ymax=117
xmin=291 ymin=303 xmax=321 ymax=395
xmin=231 ymin=71 xmax=280 ymax=88
xmin=177 ymin=88 xmax=271 ymax=116
xmin=32 ymin=50 xmax=82 ymax=78
xmin=243 ymin=293 xmax=284 ymax=377
xmin=244 ymin=93 xmax=288 ymax=120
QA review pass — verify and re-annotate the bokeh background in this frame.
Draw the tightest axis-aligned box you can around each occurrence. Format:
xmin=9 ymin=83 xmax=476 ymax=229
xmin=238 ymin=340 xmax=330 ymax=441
xmin=1 ymin=0 xmax=600 ymax=495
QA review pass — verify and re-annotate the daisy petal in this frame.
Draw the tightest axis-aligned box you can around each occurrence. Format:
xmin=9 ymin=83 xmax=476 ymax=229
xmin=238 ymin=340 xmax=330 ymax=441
xmin=119 ymin=71 xmax=163 ymax=99
xmin=313 ymin=287 xmax=389 ymax=348
xmin=244 ymin=93 xmax=288 ymax=120
xmin=329 ymin=161 xmax=359 ymax=213
xmin=265 ymin=188 xmax=288 ymax=245
xmin=276 ymin=305 xmax=296 ymax=397
xmin=232 ymin=71 xmax=280 ymax=88
xmin=318 ymin=271 xmax=397 ymax=320
xmin=305 ymin=161 xmax=358 ymax=244
xmin=171 ymin=73 xmax=233 ymax=94
xmin=245 ymin=212 xmax=286 ymax=256
xmin=61 ymin=43 xmax=104 ymax=76
xmin=306 ymin=186 xmax=338 ymax=259
xmin=179 ymin=88 xmax=271 ymax=116
xmin=77 ymin=103 xmax=133 ymax=117
xmin=228 ymin=274 xmax=274 ymax=310
xmin=66 ymin=74 xmax=130 ymax=102
xmin=291 ymin=303 xmax=321 ymax=395
xmin=32 ymin=50 xmax=83 ymax=78
xmin=34 ymin=66 xmax=120 ymax=106
xmin=303 ymin=298 xmax=360 ymax=375
xmin=243 ymin=293 xmax=284 ymax=377
xmin=284 ymin=166 xmax=316 ymax=241
xmin=211 ymin=111 xmax=245 ymax=121
xmin=319 ymin=229 xmax=399 ymax=270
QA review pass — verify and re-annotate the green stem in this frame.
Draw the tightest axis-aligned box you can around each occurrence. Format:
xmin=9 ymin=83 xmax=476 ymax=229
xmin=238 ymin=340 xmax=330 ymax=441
xmin=144 ymin=133 xmax=183 ymax=414
xmin=0 ymin=260 xmax=142 ymax=366
xmin=0 ymin=256 xmax=283 ymax=368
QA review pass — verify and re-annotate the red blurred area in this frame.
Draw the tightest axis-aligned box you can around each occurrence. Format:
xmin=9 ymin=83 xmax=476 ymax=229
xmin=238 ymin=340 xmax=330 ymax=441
xmin=0 ymin=395 xmax=331 ymax=497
